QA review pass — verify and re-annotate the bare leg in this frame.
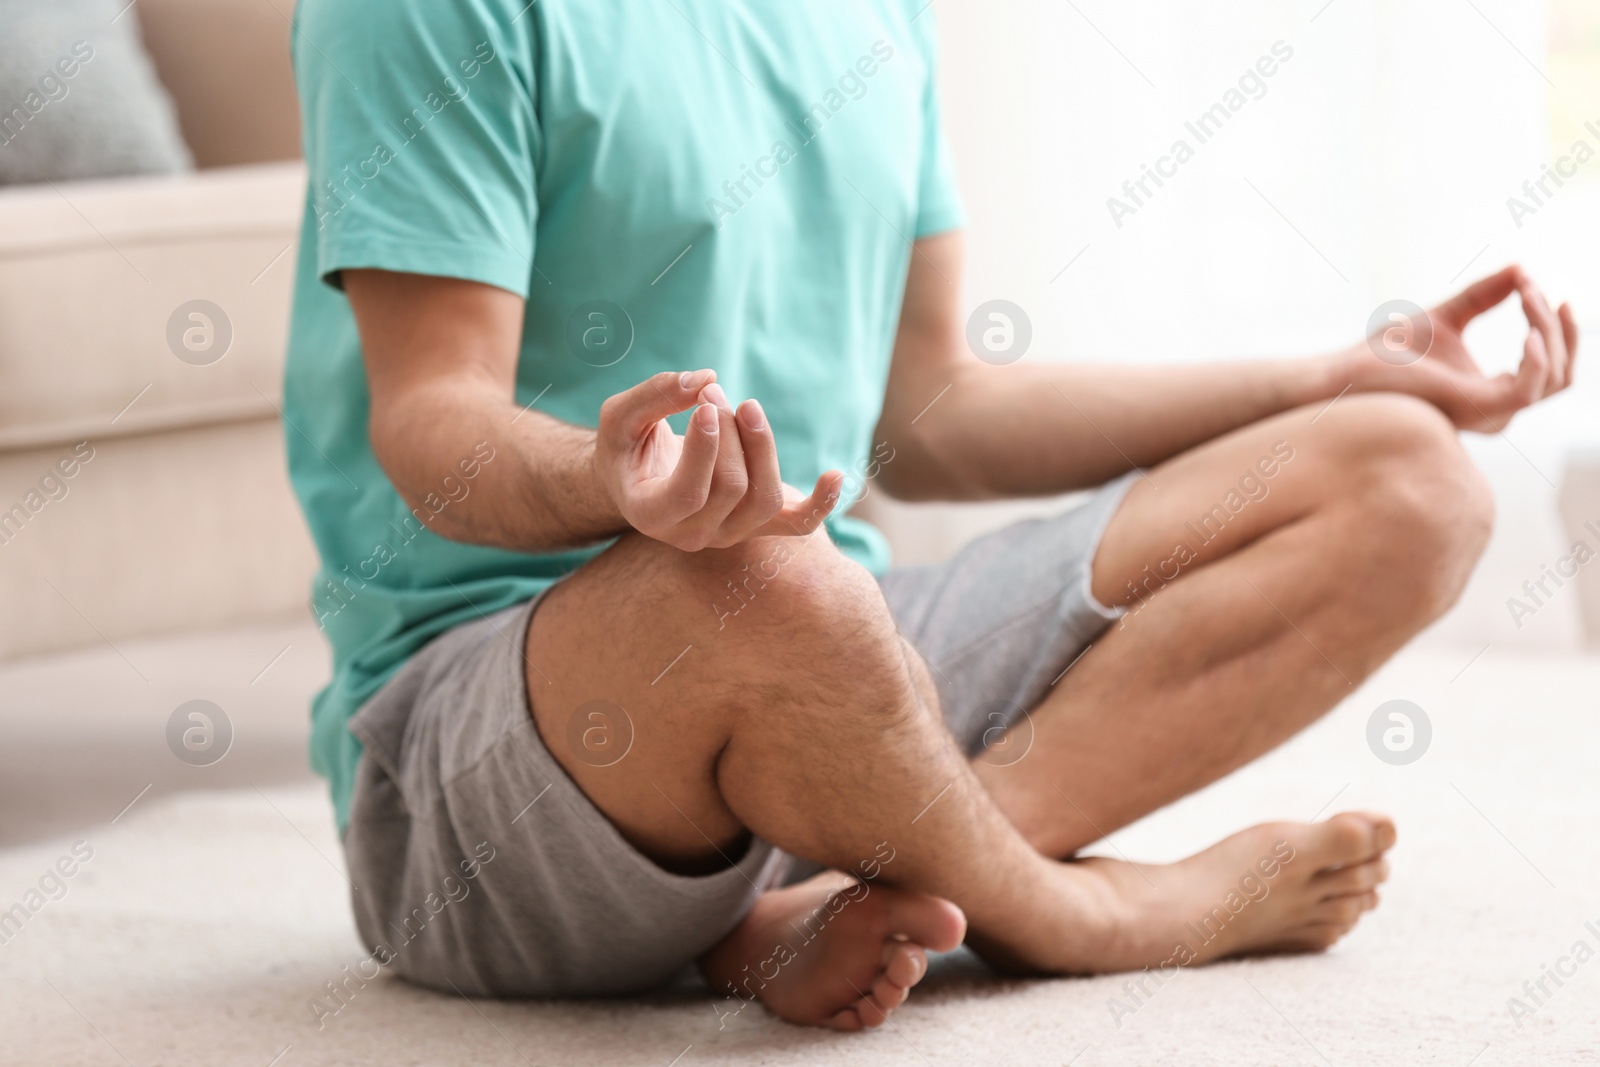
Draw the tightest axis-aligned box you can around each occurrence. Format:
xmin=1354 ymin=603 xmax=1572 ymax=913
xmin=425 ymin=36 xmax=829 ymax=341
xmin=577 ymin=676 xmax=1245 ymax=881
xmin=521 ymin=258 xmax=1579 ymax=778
xmin=526 ymin=515 xmax=1402 ymax=1028
xmin=974 ymin=394 xmax=1493 ymax=856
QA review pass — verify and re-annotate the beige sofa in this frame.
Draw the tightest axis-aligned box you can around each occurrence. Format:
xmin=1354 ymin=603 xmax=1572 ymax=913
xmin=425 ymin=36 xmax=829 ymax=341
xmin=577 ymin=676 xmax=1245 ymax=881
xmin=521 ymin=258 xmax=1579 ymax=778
xmin=0 ymin=0 xmax=314 ymax=663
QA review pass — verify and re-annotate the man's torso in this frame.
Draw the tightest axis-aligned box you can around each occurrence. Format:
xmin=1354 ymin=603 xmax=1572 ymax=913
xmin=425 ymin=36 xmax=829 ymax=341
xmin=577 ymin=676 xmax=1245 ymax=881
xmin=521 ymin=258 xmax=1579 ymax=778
xmin=283 ymin=0 xmax=961 ymax=823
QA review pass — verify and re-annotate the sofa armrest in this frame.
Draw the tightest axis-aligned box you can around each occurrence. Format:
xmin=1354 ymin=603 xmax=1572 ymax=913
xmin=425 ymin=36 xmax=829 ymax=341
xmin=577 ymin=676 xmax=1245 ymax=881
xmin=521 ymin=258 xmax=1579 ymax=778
xmin=0 ymin=162 xmax=306 ymax=451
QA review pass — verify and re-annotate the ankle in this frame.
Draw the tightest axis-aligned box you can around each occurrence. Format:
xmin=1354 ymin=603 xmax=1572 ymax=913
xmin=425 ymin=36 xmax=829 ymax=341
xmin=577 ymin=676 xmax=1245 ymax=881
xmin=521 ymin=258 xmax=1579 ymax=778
xmin=967 ymin=858 xmax=1139 ymax=975
xmin=1052 ymin=858 xmax=1147 ymax=969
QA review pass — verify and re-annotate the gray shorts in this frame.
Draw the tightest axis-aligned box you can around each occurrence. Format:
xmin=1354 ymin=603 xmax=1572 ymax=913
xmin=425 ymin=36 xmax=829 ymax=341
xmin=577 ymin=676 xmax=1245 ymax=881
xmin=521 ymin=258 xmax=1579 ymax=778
xmin=341 ymin=474 xmax=1134 ymax=998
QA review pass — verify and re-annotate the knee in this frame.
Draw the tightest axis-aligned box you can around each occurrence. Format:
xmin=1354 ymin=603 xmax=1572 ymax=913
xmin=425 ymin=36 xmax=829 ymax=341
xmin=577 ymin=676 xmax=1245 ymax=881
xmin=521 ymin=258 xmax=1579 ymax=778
xmin=712 ymin=532 xmax=922 ymax=716
xmin=618 ymin=527 xmax=909 ymax=688
xmin=1320 ymin=393 xmax=1494 ymax=611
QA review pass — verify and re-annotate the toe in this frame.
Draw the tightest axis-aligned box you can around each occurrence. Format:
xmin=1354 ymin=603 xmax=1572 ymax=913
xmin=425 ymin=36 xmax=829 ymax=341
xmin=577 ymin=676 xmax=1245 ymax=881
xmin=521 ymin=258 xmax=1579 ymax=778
xmin=1316 ymin=889 xmax=1378 ymax=927
xmin=853 ymin=994 xmax=890 ymax=1028
xmin=882 ymin=941 xmax=928 ymax=988
xmin=828 ymin=1007 xmax=864 ymax=1031
xmin=872 ymin=972 xmax=909 ymax=1012
xmin=1311 ymin=812 xmax=1394 ymax=869
xmin=1300 ymin=924 xmax=1348 ymax=951
xmin=1315 ymin=856 xmax=1390 ymax=899
xmin=1351 ymin=811 xmax=1398 ymax=853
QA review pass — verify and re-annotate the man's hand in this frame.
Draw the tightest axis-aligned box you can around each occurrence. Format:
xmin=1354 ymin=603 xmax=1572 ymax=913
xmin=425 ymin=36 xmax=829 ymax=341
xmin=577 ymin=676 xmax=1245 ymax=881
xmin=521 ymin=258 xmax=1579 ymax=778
xmin=595 ymin=370 xmax=844 ymax=552
xmin=1344 ymin=265 xmax=1579 ymax=432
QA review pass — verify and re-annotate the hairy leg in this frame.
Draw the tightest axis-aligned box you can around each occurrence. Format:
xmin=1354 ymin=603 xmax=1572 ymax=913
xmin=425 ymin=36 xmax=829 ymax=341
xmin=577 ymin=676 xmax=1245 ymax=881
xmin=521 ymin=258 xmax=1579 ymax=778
xmin=526 ymin=525 xmax=1049 ymax=1026
xmin=974 ymin=393 xmax=1494 ymax=857
xmin=526 ymin=520 xmax=1401 ymax=1027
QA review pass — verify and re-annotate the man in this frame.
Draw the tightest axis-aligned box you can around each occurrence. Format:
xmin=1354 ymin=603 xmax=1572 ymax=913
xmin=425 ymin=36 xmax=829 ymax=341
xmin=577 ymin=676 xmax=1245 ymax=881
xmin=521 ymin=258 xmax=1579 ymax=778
xmin=285 ymin=0 xmax=1577 ymax=1031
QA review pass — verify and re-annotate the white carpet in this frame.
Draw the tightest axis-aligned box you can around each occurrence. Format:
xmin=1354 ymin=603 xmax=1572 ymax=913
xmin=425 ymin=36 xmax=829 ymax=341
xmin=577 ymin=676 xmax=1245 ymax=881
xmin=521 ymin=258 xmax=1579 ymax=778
xmin=4 ymin=642 xmax=1598 ymax=1066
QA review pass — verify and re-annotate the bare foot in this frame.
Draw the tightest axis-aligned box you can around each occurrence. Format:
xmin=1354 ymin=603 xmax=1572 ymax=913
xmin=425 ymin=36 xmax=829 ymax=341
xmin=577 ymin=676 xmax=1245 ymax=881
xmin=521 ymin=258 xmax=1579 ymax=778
xmin=699 ymin=870 xmax=966 ymax=1030
xmin=977 ymin=811 xmax=1396 ymax=975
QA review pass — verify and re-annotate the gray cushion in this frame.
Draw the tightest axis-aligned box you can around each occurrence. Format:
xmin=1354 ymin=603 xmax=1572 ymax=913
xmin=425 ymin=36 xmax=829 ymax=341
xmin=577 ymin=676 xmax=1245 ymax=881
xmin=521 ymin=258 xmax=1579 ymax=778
xmin=0 ymin=0 xmax=192 ymax=185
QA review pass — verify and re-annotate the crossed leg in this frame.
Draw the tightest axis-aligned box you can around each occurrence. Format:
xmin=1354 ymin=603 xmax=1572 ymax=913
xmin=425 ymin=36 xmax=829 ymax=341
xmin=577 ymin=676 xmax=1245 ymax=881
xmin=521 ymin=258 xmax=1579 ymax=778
xmin=522 ymin=392 xmax=1493 ymax=1030
xmin=977 ymin=392 xmax=1493 ymax=854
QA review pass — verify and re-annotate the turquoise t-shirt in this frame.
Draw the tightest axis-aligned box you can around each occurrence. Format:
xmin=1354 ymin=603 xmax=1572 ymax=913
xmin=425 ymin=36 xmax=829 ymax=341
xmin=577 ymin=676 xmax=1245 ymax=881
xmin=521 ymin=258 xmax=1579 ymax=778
xmin=285 ymin=0 xmax=965 ymax=828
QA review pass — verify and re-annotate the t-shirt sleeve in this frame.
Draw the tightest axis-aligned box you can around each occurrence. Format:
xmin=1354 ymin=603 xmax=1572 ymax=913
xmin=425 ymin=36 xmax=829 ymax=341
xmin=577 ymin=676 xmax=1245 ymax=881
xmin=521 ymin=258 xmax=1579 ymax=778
xmin=911 ymin=10 xmax=964 ymax=239
xmin=292 ymin=0 xmax=539 ymax=296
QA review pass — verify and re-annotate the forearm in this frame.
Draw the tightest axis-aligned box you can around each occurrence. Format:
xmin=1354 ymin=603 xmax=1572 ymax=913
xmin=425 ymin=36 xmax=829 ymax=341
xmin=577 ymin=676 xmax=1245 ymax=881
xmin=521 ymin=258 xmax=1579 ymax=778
xmin=879 ymin=353 xmax=1345 ymax=500
xmin=349 ymin=267 xmax=846 ymax=557
xmin=879 ymin=236 xmax=1569 ymax=501
xmin=370 ymin=375 xmax=625 ymax=553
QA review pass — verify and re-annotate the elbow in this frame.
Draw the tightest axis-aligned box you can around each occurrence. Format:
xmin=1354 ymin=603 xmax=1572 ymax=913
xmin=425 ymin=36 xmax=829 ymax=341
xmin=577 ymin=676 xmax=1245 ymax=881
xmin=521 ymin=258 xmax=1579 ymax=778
xmin=365 ymin=398 xmax=436 ymax=517
xmin=869 ymin=441 xmax=990 ymax=502
xmin=870 ymin=464 xmax=930 ymax=502
xmin=365 ymin=409 xmax=405 ymax=493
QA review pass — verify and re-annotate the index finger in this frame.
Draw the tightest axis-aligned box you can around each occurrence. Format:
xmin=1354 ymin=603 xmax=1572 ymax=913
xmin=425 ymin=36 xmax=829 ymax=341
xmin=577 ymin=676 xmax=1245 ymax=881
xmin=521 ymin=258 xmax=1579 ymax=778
xmin=1435 ymin=265 xmax=1523 ymax=330
xmin=600 ymin=369 xmax=717 ymax=440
